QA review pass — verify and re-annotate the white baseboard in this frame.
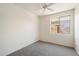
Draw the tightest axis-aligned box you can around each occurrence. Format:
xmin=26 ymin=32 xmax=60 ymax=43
xmin=5 ymin=39 xmax=39 ymax=56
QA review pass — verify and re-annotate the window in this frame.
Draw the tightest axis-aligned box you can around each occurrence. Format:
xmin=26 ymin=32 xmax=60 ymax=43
xmin=51 ymin=15 xmax=71 ymax=33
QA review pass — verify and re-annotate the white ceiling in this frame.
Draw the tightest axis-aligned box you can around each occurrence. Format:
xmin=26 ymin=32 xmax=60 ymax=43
xmin=15 ymin=3 xmax=78 ymax=16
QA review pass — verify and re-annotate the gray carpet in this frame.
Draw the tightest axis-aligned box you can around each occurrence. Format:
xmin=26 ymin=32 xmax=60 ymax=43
xmin=8 ymin=41 xmax=78 ymax=56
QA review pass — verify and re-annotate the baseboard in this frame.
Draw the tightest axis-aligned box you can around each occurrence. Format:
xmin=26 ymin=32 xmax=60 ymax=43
xmin=6 ymin=40 xmax=39 ymax=56
xmin=39 ymin=40 xmax=74 ymax=48
xmin=75 ymin=47 xmax=79 ymax=55
xmin=76 ymin=51 xmax=79 ymax=55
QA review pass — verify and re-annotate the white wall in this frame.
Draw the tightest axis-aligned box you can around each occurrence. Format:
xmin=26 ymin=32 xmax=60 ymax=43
xmin=75 ymin=4 xmax=79 ymax=55
xmin=0 ymin=3 xmax=79 ymax=56
xmin=0 ymin=4 xmax=39 ymax=56
xmin=39 ymin=9 xmax=74 ymax=47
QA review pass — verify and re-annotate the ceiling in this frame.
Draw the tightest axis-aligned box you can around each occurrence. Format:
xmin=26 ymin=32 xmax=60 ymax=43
xmin=15 ymin=3 xmax=78 ymax=16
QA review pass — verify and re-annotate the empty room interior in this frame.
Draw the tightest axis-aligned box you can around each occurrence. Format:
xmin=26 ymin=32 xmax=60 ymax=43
xmin=0 ymin=3 xmax=79 ymax=56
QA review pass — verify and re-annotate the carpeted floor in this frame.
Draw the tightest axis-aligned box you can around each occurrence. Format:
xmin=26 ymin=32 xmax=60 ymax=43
xmin=8 ymin=41 xmax=78 ymax=56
